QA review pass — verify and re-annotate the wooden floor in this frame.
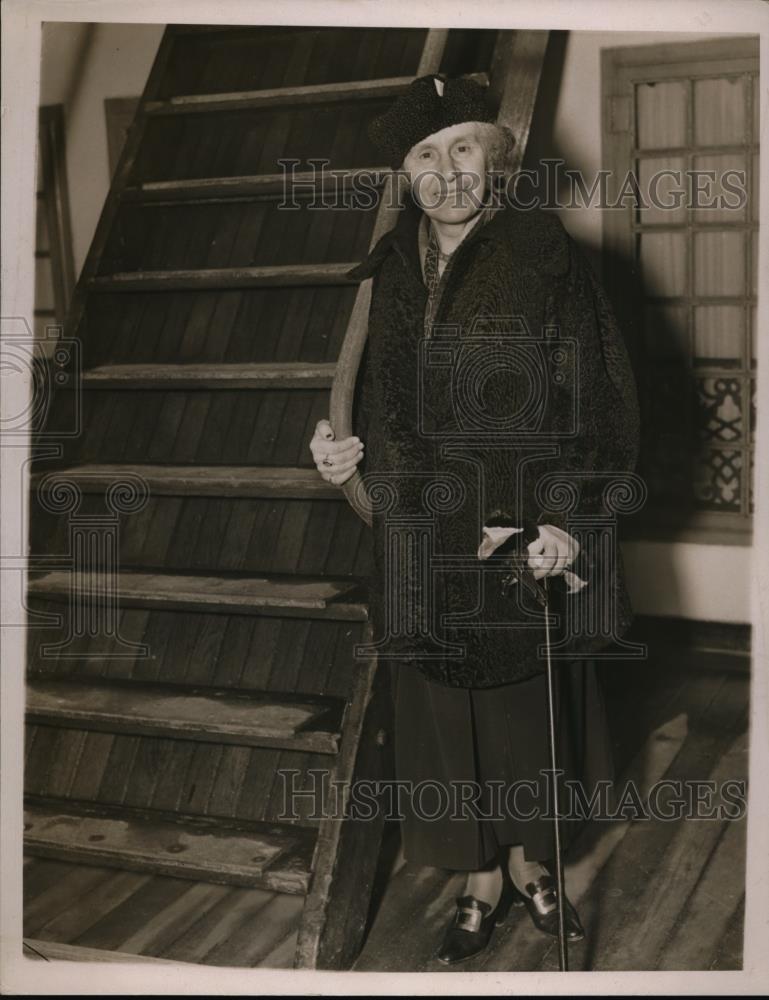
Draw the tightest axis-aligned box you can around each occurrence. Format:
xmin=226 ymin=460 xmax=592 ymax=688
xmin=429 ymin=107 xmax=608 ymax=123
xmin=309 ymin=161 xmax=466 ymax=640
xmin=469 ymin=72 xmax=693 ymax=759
xmin=23 ymin=642 xmax=748 ymax=971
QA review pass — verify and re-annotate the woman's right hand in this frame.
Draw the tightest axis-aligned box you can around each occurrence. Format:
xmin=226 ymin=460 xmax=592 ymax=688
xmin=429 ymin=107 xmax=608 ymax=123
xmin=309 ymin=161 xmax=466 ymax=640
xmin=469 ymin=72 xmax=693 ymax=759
xmin=309 ymin=419 xmax=365 ymax=486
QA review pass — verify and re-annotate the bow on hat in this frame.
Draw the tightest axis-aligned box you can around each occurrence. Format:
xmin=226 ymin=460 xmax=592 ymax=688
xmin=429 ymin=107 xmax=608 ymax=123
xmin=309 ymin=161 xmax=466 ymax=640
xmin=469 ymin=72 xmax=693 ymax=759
xmin=367 ymin=73 xmax=498 ymax=169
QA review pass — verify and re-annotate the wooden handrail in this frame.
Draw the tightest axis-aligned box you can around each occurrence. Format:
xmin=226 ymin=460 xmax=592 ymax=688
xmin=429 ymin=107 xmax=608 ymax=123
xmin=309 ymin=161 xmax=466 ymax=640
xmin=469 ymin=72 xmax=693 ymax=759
xmin=329 ymin=30 xmax=550 ymax=526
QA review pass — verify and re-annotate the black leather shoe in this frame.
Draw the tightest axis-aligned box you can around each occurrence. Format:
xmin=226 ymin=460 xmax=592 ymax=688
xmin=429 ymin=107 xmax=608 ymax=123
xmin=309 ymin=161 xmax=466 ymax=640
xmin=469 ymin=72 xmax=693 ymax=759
xmin=436 ymin=880 xmax=520 ymax=965
xmin=512 ymin=873 xmax=585 ymax=941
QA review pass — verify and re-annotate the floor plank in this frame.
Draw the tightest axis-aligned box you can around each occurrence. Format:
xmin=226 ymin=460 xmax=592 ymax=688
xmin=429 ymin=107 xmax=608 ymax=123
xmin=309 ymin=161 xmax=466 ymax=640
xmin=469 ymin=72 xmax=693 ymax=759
xmin=709 ymin=893 xmax=745 ymax=971
xmin=23 ymin=866 xmax=115 ymax=938
xmin=158 ymin=886 xmax=274 ymax=963
xmin=199 ymin=893 xmax=305 ymax=967
xmin=657 ymin=815 xmax=747 ymax=970
xmin=259 ymin=928 xmax=300 ymax=969
xmin=23 ymin=939 xmax=195 ymax=964
xmin=72 ymin=874 xmax=201 ymax=951
xmin=656 ymin=727 xmax=748 ymax=971
xmin=34 ymin=871 xmax=153 ymax=943
xmin=593 ymin=731 xmax=747 ymax=971
xmin=352 ymin=865 xmax=461 ymax=971
xmin=116 ymin=882 xmax=232 ymax=955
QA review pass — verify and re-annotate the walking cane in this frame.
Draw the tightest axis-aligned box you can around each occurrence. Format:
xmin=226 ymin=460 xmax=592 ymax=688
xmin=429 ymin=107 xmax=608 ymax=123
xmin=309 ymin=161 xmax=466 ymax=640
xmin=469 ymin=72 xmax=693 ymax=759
xmin=542 ymin=575 xmax=569 ymax=972
xmin=499 ymin=557 xmax=569 ymax=972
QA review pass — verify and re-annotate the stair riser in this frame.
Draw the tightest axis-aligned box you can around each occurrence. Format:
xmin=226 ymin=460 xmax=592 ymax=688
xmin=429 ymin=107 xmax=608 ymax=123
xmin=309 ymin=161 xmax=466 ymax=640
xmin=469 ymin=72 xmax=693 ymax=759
xmin=130 ymin=103 xmax=391 ymax=185
xmin=29 ymin=494 xmax=371 ymax=578
xmin=74 ymin=286 xmax=355 ymax=369
xmin=99 ymin=200 xmax=374 ymax=275
xmin=25 ymin=731 xmax=341 ymax=829
xmin=156 ymin=25 xmax=498 ymax=108
xmin=157 ymin=27 xmax=430 ymax=101
xmin=26 ymin=604 xmax=362 ymax=698
xmin=37 ymin=388 xmax=332 ymax=467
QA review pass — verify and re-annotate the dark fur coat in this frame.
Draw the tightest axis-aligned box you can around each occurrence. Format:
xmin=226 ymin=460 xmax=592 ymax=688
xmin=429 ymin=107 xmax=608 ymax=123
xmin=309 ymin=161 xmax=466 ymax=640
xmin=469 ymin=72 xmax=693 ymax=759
xmin=348 ymin=197 xmax=641 ymax=687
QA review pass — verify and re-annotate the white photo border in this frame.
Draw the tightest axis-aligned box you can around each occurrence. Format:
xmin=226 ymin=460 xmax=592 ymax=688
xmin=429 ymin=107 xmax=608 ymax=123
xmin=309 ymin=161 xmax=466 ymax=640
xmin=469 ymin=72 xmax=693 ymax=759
xmin=2 ymin=0 xmax=768 ymax=994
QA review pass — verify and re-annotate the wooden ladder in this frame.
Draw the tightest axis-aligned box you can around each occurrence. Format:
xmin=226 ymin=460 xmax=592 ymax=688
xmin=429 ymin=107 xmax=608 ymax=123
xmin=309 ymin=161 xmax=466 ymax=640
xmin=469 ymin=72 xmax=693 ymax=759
xmin=24 ymin=24 xmax=548 ymax=969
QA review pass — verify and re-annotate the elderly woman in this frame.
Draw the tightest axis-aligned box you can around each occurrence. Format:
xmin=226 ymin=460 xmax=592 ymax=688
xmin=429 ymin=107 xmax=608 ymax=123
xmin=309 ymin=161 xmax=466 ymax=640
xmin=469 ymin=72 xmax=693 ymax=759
xmin=309 ymin=74 xmax=640 ymax=965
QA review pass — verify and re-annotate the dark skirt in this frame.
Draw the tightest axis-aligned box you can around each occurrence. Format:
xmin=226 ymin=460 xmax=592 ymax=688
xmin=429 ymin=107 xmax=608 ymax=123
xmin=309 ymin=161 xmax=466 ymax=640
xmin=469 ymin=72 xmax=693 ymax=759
xmin=391 ymin=658 xmax=615 ymax=870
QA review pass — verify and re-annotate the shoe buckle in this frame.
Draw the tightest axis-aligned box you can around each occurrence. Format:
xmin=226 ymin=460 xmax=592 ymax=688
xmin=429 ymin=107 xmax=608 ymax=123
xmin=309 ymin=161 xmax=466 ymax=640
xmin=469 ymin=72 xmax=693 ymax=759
xmin=455 ymin=906 xmax=484 ymax=933
xmin=529 ymin=885 xmax=558 ymax=917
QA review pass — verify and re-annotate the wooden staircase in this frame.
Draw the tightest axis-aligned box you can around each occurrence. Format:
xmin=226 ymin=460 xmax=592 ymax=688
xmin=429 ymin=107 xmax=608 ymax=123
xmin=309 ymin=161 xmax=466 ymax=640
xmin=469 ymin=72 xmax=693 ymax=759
xmin=24 ymin=24 xmax=546 ymax=968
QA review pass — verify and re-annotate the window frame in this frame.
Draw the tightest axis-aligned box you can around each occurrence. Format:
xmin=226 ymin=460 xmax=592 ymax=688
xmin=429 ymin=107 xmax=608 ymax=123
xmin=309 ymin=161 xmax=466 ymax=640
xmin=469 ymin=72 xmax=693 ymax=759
xmin=601 ymin=36 xmax=759 ymax=547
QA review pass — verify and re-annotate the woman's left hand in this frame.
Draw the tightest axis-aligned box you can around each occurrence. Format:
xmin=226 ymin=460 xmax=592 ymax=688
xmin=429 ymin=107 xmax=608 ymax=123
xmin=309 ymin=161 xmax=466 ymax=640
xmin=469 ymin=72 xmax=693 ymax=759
xmin=526 ymin=524 xmax=580 ymax=580
xmin=477 ymin=523 xmax=587 ymax=593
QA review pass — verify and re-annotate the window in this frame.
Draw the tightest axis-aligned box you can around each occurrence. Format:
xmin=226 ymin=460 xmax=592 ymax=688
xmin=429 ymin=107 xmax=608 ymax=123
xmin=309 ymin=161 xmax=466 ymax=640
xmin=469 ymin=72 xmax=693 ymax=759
xmin=602 ymin=37 xmax=759 ymax=544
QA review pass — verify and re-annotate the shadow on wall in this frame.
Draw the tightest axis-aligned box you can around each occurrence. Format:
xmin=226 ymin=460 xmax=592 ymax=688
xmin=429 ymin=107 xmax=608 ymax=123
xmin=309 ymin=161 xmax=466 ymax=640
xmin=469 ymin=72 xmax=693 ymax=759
xmin=64 ymin=24 xmax=98 ymax=108
xmin=518 ymin=30 xmax=743 ymax=621
xmin=40 ymin=22 xmax=96 ymax=107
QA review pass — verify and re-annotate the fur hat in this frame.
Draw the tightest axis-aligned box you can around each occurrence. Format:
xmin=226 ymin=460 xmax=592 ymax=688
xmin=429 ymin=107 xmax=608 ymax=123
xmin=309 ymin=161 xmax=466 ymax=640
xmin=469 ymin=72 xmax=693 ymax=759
xmin=368 ymin=73 xmax=498 ymax=169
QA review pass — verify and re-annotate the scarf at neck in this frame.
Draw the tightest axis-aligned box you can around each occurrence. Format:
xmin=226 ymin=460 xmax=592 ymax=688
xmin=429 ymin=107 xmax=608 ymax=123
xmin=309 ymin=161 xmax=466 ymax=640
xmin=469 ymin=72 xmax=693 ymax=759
xmin=418 ymin=204 xmax=499 ymax=335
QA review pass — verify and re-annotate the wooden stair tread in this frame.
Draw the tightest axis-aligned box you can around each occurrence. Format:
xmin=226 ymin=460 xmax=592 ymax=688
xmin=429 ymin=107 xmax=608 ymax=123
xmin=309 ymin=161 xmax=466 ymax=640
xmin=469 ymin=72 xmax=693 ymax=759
xmin=89 ymin=264 xmax=358 ymax=291
xmin=33 ymin=464 xmax=339 ymax=499
xmin=24 ymin=801 xmax=315 ymax=893
xmin=27 ymin=679 xmax=345 ymax=753
xmin=81 ymin=361 xmax=336 ymax=389
xmin=28 ymin=570 xmax=368 ymax=620
xmin=123 ymin=167 xmax=389 ymax=202
xmin=144 ymin=73 xmax=488 ymax=115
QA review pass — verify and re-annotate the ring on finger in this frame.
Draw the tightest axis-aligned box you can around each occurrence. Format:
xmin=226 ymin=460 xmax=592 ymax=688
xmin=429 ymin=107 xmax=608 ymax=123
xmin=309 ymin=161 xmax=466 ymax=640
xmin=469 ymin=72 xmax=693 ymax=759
xmin=321 ymin=454 xmax=333 ymax=468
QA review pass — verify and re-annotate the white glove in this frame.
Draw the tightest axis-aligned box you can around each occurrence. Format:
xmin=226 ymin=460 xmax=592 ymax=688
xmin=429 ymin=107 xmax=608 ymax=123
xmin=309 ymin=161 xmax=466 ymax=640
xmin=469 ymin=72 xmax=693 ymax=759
xmin=477 ymin=524 xmax=587 ymax=593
